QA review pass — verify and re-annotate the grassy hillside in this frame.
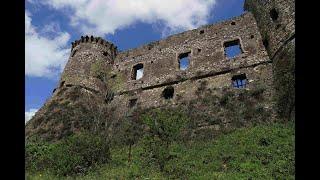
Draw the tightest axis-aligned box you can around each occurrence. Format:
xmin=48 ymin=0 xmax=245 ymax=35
xmin=26 ymin=122 xmax=294 ymax=179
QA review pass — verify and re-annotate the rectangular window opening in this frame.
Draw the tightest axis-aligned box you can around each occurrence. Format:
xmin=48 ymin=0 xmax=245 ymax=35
xmin=232 ymin=74 xmax=247 ymax=89
xmin=132 ymin=64 xmax=144 ymax=80
xmin=224 ymin=39 xmax=242 ymax=59
xmin=178 ymin=52 xmax=190 ymax=70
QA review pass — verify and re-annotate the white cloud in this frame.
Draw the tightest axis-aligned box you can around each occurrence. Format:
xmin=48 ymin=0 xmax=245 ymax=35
xmin=25 ymin=108 xmax=39 ymax=124
xmin=25 ymin=11 xmax=71 ymax=78
xmin=31 ymin=0 xmax=216 ymax=36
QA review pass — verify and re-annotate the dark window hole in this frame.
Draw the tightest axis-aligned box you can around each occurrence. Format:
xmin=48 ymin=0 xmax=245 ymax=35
xmin=262 ymin=38 xmax=269 ymax=48
xmin=270 ymin=8 xmax=279 ymax=21
xmin=162 ymin=86 xmax=174 ymax=99
xmin=111 ymin=74 xmax=117 ymax=79
xmin=129 ymin=98 xmax=137 ymax=108
xmin=103 ymin=51 xmax=109 ymax=56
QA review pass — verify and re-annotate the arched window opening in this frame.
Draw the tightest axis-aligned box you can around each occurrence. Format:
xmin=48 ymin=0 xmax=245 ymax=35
xmin=178 ymin=52 xmax=190 ymax=70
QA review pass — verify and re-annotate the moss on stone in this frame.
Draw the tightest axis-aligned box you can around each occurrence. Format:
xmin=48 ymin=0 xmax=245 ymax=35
xmin=90 ymin=59 xmax=108 ymax=82
xmin=107 ymin=71 xmax=127 ymax=92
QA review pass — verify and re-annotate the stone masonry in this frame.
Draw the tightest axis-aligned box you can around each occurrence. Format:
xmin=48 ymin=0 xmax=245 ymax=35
xmin=26 ymin=0 xmax=295 ymax=140
xmin=59 ymin=12 xmax=271 ymax=115
xmin=244 ymin=0 xmax=295 ymax=120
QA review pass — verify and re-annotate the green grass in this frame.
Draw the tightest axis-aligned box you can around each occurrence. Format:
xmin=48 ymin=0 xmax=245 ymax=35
xmin=26 ymin=122 xmax=294 ymax=179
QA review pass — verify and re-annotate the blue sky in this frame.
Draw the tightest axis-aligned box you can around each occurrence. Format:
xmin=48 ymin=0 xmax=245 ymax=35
xmin=25 ymin=0 xmax=245 ymax=122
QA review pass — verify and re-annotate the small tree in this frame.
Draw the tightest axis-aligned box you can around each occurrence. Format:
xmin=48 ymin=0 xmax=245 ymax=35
xmin=140 ymin=108 xmax=189 ymax=171
xmin=82 ymin=89 xmax=115 ymax=141
xmin=122 ymin=109 xmax=143 ymax=163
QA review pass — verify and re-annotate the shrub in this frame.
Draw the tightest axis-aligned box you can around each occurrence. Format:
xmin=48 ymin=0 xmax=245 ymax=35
xmin=25 ymin=132 xmax=110 ymax=176
xmin=250 ymin=85 xmax=265 ymax=99
xmin=141 ymin=108 xmax=190 ymax=143
xmin=25 ymin=139 xmax=54 ymax=172
xmin=140 ymin=108 xmax=190 ymax=171
xmin=119 ymin=111 xmax=144 ymax=162
xmin=219 ymin=90 xmax=233 ymax=106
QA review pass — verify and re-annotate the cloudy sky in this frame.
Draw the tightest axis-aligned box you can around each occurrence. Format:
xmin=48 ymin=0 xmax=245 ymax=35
xmin=25 ymin=0 xmax=245 ymax=123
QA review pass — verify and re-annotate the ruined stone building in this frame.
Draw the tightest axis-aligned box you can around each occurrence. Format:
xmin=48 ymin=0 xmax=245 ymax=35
xmin=26 ymin=0 xmax=295 ymax=141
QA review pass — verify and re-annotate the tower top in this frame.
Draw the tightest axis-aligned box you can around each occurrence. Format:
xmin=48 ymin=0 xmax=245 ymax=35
xmin=71 ymin=35 xmax=117 ymax=54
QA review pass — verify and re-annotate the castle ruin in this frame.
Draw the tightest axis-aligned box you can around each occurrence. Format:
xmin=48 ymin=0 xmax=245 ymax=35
xmin=26 ymin=0 xmax=295 ymax=141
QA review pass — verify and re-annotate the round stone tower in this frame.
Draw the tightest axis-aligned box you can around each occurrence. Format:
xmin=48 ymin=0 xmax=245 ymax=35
xmin=59 ymin=35 xmax=118 ymax=93
xmin=26 ymin=36 xmax=118 ymax=141
xmin=244 ymin=0 xmax=295 ymax=121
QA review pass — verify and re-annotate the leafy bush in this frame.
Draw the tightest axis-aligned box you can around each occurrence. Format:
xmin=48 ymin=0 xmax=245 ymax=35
xmin=25 ymin=139 xmax=54 ymax=172
xmin=250 ymin=84 xmax=266 ymax=99
xmin=115 ymin=111 xmax=144 ymax=162
xmin=25 ymin=132 xmax=110 ymax=176
xmin=141 ymin=108 xmax=190 ymax=143
xmin=140 ymin=108 xmax=190 ymax=171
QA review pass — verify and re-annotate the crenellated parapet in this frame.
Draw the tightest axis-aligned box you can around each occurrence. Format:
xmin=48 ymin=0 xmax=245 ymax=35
xmin=71 ymin=35 xmax=118 ymax=59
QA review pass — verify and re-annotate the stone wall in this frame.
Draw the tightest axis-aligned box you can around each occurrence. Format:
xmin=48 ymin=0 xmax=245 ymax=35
xmin=112 ymin=12 xmax=268 ymax=92
xmin=112 ymin=63 xmax=273 ymax=116
xmin=106 ymin=12 xmax=271 ymax=113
